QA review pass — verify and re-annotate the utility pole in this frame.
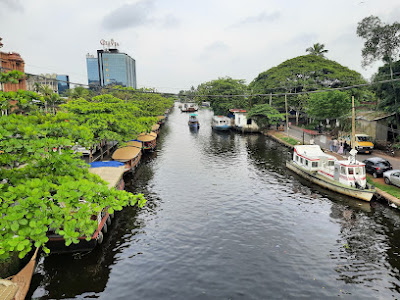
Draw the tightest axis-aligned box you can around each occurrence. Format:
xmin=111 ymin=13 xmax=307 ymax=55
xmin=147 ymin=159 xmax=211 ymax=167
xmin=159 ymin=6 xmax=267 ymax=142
xmin=352 ymin=96 xmax=356 ymax=150
xmin=269 ymin=93 xmax=272 ymax=106
xmin=285 ymin=94 xmax=289 ymax=136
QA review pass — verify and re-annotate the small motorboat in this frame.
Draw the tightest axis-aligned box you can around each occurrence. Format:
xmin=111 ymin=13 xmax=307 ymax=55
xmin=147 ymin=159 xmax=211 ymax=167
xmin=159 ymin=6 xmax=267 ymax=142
xmin=188 ymin=113 xmax=200 ymax=129
xmin=211 ymin=115 xmax=231 ymax=131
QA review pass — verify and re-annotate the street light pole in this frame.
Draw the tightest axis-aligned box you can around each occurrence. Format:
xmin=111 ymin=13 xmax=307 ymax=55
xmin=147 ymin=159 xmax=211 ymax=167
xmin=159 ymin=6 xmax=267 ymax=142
xmin=285 ymin=94 xmax=289 ymax=136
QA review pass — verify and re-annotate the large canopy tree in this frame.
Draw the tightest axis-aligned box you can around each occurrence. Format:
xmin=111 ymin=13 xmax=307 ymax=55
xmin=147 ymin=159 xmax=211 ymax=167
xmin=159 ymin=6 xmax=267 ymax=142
xmin=194 ymin=77 xmax=248 ymax=115
xmin=249 ymin=55 xmax=367 ymax=112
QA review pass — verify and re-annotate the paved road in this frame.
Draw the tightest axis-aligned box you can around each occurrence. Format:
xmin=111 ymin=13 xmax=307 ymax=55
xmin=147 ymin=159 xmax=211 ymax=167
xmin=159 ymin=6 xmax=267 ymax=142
xmin=286 ymin=126 xmax=400 ymax=170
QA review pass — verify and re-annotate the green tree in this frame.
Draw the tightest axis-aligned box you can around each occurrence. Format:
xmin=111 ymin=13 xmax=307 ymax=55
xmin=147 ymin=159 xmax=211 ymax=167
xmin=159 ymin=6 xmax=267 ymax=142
xmin=357 ymin=15 xmax=400 ymax=121
xmin=195 ymin=77 xmax=248 ymax=115
xmin=306 ymin=91 xmax=352 ymax=123
xmin=247 ymin=104 xmax=285 ymax=128
xmin=306 ymin=43 xmax=329 ymax=57
xmin=249 ymin=55 xmax=367 ymax=109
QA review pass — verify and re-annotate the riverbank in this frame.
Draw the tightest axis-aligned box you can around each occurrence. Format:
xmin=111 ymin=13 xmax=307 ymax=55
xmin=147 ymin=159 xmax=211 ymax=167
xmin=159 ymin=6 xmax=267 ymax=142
xmin=265 ymin=129 xmax=400 ymax=206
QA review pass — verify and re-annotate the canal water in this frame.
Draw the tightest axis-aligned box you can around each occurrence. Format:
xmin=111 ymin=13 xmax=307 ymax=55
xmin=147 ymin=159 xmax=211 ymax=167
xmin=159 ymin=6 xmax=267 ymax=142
xmin=29 ymin=105 xmax=400 ymax=299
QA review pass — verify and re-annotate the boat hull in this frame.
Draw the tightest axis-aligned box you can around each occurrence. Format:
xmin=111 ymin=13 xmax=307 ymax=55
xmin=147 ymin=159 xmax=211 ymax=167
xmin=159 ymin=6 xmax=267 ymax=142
xmin=286 ymin=161 xmax=375 ymax=202
xmin=212 ymin=125 xmax=231 ymax=131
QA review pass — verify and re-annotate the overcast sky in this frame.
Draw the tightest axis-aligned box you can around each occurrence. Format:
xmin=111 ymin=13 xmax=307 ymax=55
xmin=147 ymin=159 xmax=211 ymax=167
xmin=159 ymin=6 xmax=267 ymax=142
xmin=1 ymin=0 xmax=399 ymax=93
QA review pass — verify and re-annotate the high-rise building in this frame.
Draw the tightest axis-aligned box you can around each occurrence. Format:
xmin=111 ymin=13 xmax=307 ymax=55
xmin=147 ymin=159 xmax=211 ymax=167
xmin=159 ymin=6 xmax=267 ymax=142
xmin=86 ymin=54 xmax=100 ymax=87
xmin=56 ymin=75 xmax=70 ymax=95
xmin=86 ymin=40 xmax=137 ymax=89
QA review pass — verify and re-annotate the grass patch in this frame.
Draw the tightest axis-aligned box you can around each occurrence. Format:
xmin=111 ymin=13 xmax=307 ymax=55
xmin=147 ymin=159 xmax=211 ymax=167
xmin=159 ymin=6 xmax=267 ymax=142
xmin=367 ymin=176 xmax=400 ymax=199
xmin=275 ymin=133 xmax=301 ymax=146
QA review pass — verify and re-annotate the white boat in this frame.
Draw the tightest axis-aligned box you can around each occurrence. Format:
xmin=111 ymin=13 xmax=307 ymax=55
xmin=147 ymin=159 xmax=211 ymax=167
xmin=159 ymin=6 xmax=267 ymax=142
xmin=286 ymin=145 xmax=375 ymax=201
xmin=211 ymin=116 xmax=231 ymax=131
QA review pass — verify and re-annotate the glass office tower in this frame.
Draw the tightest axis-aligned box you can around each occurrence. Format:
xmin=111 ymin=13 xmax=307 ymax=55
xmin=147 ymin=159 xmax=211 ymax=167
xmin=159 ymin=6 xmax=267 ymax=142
xmin=56 ymin=74 xmax=70 ymax=95
xmin=86 ymin=55 xmax=100 ymax=87
xmin=86 ymin=49 xmax=136 ymax=89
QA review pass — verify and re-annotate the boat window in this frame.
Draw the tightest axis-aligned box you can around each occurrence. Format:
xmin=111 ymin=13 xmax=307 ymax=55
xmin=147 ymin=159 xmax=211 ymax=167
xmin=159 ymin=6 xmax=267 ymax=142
xmin=340 ymin=166 xmax=346 ymax=175
xmin=348 ymin=168 xmax=354 ymax=175
xmin=355 ymin=167 xmax=361 ymax=175
xmin=295 ymin=155 xmax=299 ymax=162
xmin=328 ymin=161 xmax=334 ymax=167
xmin=300 ymin=157 xmax=303 ymax=164
xmin=312 ymin=162 xmax=318 ymax=168
xmin=305 ymin=160 xmax=309 ymax=166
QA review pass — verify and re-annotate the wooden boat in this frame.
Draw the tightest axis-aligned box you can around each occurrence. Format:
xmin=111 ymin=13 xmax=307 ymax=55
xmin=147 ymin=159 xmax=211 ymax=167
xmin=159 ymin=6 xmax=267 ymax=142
xmin=112 ymin=141 xmax=142 ymax=173
xmin=188 ymin=113 xmax=200 ymax=129
xmin=211 ymin=115 xmax=231 ymax=131
xmin=286 ymin=145 xmax=375 ymax=201
xmin=0 ymin=248 xmax=39 ymax=300
xmin=152 ymin=124 xmax=160 ymax=134
xmin=157 ymin=116 xmax=166 ymax=125
xmin=46 ymin=161 xmax=126 ymax=253
xmin=137 ymin=132 xmax=157 ymax=151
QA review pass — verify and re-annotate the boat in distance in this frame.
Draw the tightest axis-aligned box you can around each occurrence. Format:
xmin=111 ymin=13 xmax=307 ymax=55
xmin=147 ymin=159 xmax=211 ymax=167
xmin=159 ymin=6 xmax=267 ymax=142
xmin=286 ymin=145 xmax=375 ymax=202
xmin=188 ymin=113 xmax=200 ymax=129
xmin=211 ymin=115 xmax=231 ymax=131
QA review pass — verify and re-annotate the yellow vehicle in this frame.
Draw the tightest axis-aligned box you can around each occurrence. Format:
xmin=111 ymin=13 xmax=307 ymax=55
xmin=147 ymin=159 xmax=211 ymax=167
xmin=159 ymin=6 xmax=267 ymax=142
xmin=339 ymin=134 xmax=374 ymax=154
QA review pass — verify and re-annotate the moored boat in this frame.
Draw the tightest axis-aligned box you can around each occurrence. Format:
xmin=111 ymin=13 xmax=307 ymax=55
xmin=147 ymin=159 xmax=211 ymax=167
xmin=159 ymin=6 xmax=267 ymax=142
xmin=137 ymin=132 xmax=157 ymax=151
xmin=112 ymin=141 xmax=142 ymax=173
xmin=286 ymin=145 xmax=375 ymax=201
xmin=181 ymin=103 xmax=198 ymax=112
xmin=211 ymin=115 xmax=231 ymax=131
xmin=46 ymin=161 xmax=126 ymax=253
xmin=0 ymin=248 xmax=39 ymax=300
xmin=157 ymin=115 xmax=166 ymax=125
xmin=188 ymin=113 xmax=200 ymax=129
xmin=152 ymin=124 xmax=160 ymax=134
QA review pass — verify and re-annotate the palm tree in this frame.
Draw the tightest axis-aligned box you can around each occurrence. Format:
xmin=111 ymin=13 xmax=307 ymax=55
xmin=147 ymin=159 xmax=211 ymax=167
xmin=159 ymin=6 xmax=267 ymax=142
xmin=306 ymin=43 xmax=329 ymax=57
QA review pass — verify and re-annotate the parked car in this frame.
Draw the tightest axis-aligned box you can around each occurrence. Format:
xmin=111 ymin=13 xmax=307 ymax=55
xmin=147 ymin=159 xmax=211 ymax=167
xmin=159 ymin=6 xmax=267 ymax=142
xmin=363 ymin=157 xmax=392 ymax=178
xmin=383 ymin=170 xmax=400 ymax=187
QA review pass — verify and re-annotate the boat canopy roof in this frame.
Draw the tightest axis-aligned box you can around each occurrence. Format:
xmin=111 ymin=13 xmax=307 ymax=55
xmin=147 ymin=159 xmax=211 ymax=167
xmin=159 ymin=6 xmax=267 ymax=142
xmin=294 ymin=145 xmax=336 ymax=161
xmin=112 ymin=146 xmax=141 ymax=161
xmin=336 ymin=159 xmax=365 ymax=167
xmin=151 ymin=124 xmax=160 ymax=131
xmin=157 ymin=115 xmax=166 ymax=120
xmin=212 ymin=115 xmax=230 ymax=120
xmin=137 ymin=132 xmax=157 ymax=142
xmin=126 ymin=140 xmax=143 ymax=148
xmin=189 ymin=113 xmax=198 ymax=116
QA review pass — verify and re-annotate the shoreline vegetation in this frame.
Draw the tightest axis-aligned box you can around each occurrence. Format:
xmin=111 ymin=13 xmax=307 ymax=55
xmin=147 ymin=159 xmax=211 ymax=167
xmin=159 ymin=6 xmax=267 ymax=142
xmin=0 ymin=84 xmax=174 ymax=276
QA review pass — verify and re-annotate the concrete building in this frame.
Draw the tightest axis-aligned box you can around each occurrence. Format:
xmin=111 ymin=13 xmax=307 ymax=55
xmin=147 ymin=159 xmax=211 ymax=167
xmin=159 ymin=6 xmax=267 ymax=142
xmin=0 ymin=51 xmax=26 ymax=91
xmin=26 ymin=73 xmax=58 ymax=93
xmin=229 ymin=109 xmax=260 ymax=133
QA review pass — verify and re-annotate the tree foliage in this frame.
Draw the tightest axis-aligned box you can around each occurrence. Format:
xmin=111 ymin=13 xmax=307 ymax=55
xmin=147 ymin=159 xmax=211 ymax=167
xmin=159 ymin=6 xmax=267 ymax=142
xmin=357 ymin=15 xmax=400 ymax=68
xmin=306 ymin=91 xmax=353 ymax=120
xmin=0 ymin=76 xmax=176 ymax=259
xmin=373 ymin=60 xmax=400 ymax=112
xmin=194 ymin=77 xmax=248 ymax=115
xmin=306 ymin=43 xmax=329 ymax=57
xmin=247 ymin=104 xmax=285 ymax=127
xmin=249 ymin=55 xmax=368 ymax=108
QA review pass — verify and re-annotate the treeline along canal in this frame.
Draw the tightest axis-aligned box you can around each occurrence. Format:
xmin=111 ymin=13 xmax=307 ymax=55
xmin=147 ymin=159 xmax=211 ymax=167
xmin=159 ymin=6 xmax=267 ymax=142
xmin=30 ymin=105 xmax=400 ymax=299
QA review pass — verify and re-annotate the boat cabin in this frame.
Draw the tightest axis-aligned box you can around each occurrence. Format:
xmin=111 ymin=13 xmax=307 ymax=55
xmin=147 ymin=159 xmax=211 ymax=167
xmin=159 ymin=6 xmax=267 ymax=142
xmin=293 ymin=145 xmax=367 ymax=188
xmin=212 ymin=116 xmax=231 ymax=130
